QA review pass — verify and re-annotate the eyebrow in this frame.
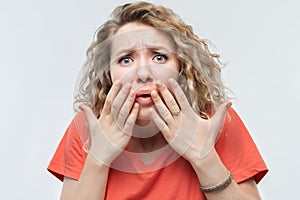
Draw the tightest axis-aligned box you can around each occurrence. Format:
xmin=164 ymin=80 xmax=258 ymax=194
xmin=112 ymin=44 xmax=174 ymax=58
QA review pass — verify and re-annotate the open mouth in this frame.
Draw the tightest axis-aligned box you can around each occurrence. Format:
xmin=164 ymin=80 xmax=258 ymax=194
xmin=135 ymin=90 xmax=153 ymax=105
xmin=137 ymin=93 xmax=151 ymax=98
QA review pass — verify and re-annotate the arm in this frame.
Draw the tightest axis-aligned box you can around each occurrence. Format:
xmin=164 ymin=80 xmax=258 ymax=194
xmin=60 ymin=81 xmax=138 ymax=200
xmin=150 ymin=79 xmax=266 ymax=199
xmin=60 ymin=154 xmax=109 ymax=200
xmin=191 ymin=148 xmax=261 ymax=200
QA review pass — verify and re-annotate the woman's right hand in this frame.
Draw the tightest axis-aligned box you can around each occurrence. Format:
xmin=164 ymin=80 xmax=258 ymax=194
xmin=79 ymin=80 xmax=139 ymax=165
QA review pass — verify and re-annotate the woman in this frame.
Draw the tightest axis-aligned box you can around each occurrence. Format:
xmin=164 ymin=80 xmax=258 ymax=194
xmin=48 ymin=2 xmax=268 ymax=199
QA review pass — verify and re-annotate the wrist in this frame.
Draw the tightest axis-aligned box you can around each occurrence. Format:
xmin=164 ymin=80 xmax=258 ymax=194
xmin=190 ymin=148 xmax=229 ymax=187
xmin=190 ymin=147 xmax=218 ymax=170
xmin=199 ymin=171 xmax=232 ymax=193
xmin=87 ymin=152 xmax=110 ymax=168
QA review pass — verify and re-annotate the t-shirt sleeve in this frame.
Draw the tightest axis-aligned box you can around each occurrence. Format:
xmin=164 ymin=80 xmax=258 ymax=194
xmin=47 ymin=112 xmax=88 ymax=181
xmin=215 ymin=108 xmax=268 ymax=184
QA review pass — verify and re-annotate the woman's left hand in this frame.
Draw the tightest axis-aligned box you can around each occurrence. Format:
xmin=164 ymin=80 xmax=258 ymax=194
xmin=149 ymin=78 xmax=231 ymax=164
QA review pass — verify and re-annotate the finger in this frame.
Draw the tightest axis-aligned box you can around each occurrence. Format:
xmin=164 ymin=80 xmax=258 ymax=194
xmin=210 ymin=101 xmax=232 ymax=139
xmin=123 ymin=103 xmax=139 ymax=135
xmin=156 ymin=81 xmax=181 ymax=117
xmin=149 ymin=108 xmax=170 ymax=138
xmin=111 ymin=83 xmax=132 ymax=121
xmin=168 ymin=78 xmax=192 ymax=112
xmin=79 ymin=104 xmax=98 ymax=131
xmin=151 ymin=90 xmax=174 ymax=125
xmin=102 ymin=80 xmax=122 ymax=115
xmin=117 ymin=89 xmax=136 ymax=128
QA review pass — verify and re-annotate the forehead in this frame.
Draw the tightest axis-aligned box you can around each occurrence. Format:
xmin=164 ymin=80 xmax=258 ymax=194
xmin=111 ymin=23 xmax=175 ymax=56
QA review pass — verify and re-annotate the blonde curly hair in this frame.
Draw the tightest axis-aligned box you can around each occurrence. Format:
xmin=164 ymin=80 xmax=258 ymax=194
xmin=74 ymin=1 xmax=228 ymax=118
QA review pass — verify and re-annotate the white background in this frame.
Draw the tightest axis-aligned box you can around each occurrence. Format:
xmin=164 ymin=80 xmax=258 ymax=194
xmin=0 ymin=0 xmax=299 ymax=199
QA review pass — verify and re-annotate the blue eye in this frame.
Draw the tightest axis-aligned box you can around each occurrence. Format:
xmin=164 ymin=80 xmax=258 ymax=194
xmin=153 ymin=54 xmax=168 ymax=63
xmin=118 ymin=56 xmax=133 ymax=65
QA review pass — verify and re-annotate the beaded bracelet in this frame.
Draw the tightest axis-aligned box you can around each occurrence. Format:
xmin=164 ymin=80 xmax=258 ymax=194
xmin=199 ymin=171 xmax=232 ymax=193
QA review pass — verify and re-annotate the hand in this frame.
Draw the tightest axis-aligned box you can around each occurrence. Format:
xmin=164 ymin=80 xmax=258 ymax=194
xmin=149 ymin=78 xmax=231 ymax=164
xmin=80 ymin=81 xmax=139 ymax=165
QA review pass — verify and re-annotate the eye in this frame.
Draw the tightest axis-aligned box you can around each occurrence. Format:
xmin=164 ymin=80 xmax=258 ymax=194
xmin=118 ymin=56 xmax=133 ymax=65
xmin=153 ymin=54 xmax=168 ymax=63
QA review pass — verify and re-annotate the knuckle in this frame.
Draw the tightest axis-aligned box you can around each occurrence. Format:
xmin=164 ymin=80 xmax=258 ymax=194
xmin=112 ymin=102 xmax=119 ymax=110
xmin=162 ymin=110 xmax=169 ymax=118
xmin=125 ymin=119 xmax=134 ymax=128
xmin=162 ymin=123 xmax=168 ymax=131
xmin=159 ymin=123 xmax=165 ymax=131
xmin=106 ymin=99 xmax=112 ymax=107
xmin=166 ymin=99 xmax=174 ymax=105
xmin=178 ymin=93 xmax=186 ymax=102
xmin=119 ymin=109 xmax=127 ymax=118
xmin=161 ymin=124 xmax=171 ymax=138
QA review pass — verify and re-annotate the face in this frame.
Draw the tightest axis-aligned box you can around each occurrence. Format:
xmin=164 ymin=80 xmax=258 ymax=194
xmin=110 ymin=22 xmax=180 ymax=124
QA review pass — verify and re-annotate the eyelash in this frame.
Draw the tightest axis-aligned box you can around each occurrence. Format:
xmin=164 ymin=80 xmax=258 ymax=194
xmin=117 ymin=55 xmax=133 ymax=65
xmin=117 ymin=53 xmax=169 ymax=65
xmin=153 ymin=53 xmax=168 ymax=63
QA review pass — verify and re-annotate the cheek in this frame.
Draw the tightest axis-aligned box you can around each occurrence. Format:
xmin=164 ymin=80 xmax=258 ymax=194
xmin=110 ymin=68 xmax=124 ymax=83
xmin=110 ymin=66 xmax=136 ymax=84
xmin=150 ymin=63 xmax=179 ymax=84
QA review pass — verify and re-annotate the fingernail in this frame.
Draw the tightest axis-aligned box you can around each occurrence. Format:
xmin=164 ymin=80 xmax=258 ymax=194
xmin=130 ymin=89 xmax=135 ymax=96
xmin=168 ymin=78 xmax=176 ymax=87
xmin=114 ymin=80 xmax=121 ymax=87
xmin=151 ymin=90 xmax=158 ymax=98
xmin=125 ymin=83 xmax=131 ymax=90
xmin=133 ymin=103 xmax=139 ymax=109
xmin=226 ymin=102 xmax=232 ymax=108
xmin=79 ymin=104 xmax=85 ymax=111
xmin=79 ymin=105 xmax=83 ymax=111
xmin=156 ymin=80 xmax=164 ymax=88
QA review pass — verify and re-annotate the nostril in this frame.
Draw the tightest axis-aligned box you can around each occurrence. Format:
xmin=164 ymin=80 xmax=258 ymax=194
xmin=136 ymin=65 xmax=153 ymax=83
xmin=137 ymin=75 xmax=153 ymax=83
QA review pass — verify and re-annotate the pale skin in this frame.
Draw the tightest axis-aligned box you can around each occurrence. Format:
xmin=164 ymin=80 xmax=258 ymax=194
xmin=60 ymin=23 xmax=262 ymax=200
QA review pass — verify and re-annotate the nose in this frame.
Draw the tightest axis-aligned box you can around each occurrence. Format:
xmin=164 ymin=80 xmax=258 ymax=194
xmin=136 ymin=65 xmax=153 ymax=83
xmin=136 ymin=52 xmax=153 ymax=83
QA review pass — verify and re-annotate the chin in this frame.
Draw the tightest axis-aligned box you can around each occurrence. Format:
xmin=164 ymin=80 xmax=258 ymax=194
xmin=136 ymin=115 xmax=151 ymax=126
xmin=135 ymin=110 xmax=152 ymax=126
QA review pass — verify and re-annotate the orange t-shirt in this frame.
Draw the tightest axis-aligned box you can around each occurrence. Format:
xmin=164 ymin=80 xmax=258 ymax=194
xmin=47 ymin=108 xmax=268 ymax=199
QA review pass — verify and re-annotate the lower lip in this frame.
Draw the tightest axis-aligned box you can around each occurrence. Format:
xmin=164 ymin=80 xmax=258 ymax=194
xmin=135 ymin=96 xmax=153 ymax=105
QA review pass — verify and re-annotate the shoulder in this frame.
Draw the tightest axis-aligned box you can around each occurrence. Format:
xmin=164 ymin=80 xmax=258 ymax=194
xmin=215 ymin=107 xmax=269 ymax=184
xmin=47 ymin=111 xmax=89 ymax=181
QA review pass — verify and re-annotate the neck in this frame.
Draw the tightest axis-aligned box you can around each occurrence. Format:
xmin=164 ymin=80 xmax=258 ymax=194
xmin=128 ymin=133 xmax=167 ymax=153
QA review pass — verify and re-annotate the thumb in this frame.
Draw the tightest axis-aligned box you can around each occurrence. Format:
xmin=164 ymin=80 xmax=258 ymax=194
xmin=210 ymin=101 xmax=232 ymax=140
xmin=79 ymin=104 xmax=98 ymax=131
